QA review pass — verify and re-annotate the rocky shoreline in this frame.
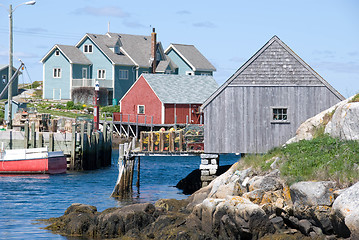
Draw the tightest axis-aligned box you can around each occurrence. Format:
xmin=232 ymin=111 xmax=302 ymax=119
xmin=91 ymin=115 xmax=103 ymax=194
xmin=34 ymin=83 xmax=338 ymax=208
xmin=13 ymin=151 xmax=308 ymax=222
xmin=43 ymin=161 xmax=359 ymax=239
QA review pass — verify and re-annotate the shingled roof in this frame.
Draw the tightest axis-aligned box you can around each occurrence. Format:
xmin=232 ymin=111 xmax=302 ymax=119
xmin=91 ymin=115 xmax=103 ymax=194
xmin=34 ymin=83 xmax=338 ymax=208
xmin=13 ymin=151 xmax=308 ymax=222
xmin=202 ymin=35 xmax=344 ymax=109
xmin=40 ymin=44 xmax=91 ymax=65
xmin=165 ymin=44 xmax=216 ymax=72
xmin=141 ymin=73 xmax=218 ymax=104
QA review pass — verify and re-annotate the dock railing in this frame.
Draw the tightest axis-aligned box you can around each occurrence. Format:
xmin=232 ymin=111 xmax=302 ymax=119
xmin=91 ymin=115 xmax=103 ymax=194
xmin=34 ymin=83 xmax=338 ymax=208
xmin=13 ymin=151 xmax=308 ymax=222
xmin=139 ymin=125 xmax=204 ymax=153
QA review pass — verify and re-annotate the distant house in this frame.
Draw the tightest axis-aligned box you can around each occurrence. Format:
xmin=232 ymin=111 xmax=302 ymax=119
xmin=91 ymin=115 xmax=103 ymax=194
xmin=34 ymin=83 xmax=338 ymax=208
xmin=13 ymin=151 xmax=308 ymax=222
xmin=118 ymin=74 xmax=218 ymax=125
xmin=201 ymin=36 xmax=344 ymax=154
xmin=41 ymin=30 xmax=216 ymax=105
xmin=0 ymin=64 xmax=19 ymax=99
xmin=165 ymin=44 xmax=216 ymax=76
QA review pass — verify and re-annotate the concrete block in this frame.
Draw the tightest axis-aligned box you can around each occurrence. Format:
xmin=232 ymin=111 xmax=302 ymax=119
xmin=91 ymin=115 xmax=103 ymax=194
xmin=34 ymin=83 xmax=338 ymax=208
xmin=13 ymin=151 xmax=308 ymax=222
xmin=201 ymin=159 xmax=209 ymax=165
xmin=200 ymin=164 xmax=218 ymax=170
xmin=202 ymin=182 xmax=209 ymax=187
xmin=201 ymin=170 xmax=210 ymax=176
xmin=211 ymin=159 xmax=218 ymax=165
xmin=201 ymin=154 xmax=219 ymax=159
xmin=209 ymin=169 xmax=217 ymax=175
xmin=201 ymin=175 xmax=216 ymax=181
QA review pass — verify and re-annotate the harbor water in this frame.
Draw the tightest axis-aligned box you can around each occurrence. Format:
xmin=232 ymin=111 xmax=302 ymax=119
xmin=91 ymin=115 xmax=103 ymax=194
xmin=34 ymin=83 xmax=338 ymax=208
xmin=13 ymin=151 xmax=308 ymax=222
xmin=0 ymin=151 xmax=239 ymax=239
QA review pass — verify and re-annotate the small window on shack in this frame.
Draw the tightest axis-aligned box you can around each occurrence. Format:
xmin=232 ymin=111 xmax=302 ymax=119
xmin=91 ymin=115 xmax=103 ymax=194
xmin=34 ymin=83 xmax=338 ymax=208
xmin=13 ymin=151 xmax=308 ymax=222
xmin=272 ymin=107 xmax=289 ymax=123
xmin=137 ymin=105 xmax=145 ymax=114
xmin=2 ymin=75 xmax=6 ymax=84
xmin=55 ymin=50 xmax=60 ymax=56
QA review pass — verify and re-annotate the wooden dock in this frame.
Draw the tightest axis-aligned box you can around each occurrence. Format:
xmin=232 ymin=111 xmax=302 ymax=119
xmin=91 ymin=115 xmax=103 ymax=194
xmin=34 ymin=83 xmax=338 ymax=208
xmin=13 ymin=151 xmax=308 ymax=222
xmin=0 ymin=121 xmax=113 ymax=171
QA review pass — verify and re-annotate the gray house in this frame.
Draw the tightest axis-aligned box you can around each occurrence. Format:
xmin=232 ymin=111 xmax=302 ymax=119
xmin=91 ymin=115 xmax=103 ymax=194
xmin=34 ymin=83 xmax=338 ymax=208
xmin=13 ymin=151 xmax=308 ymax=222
xmin=201 ymin=36 xmax=344 ymax=154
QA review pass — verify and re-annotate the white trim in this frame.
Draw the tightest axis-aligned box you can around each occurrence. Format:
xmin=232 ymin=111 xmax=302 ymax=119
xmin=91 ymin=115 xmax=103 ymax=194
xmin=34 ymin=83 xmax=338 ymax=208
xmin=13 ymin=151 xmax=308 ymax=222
xmin=97 ymin=69 xmax=106 ymax=79
xmin=42 ymin=64 xmax=45 ymax=99
xmin=137 ymin=105 xmax=145 ymax=114
xmin=119 ymin=69 xmax=129 ymax=80
xmin=112 ymin=64 xmax=115 ymax=89
xmin=76 ymin=34 xmax=115 ymax=64
xmin=120 ymin=47 xmax=138 ymax=66
xmin=53 ymin=68 xmax=61 ymax=78
xmin=83 ymin=44 xmax=93 ymax=53
xmin=161 ymin=103 xmax=165 ymax=124
xmin=165 ymin=44 xmax=196 ymax=71
xmin=70 ymin=64 xmax=73 ymax=97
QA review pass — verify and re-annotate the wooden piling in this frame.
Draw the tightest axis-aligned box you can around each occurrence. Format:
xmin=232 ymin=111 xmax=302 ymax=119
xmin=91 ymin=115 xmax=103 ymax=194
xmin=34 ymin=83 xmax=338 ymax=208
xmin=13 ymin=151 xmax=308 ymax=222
xmin=38 ymin=133 xmax=43 ymax=147
xmin=70 ymin=124 xmax=76 ymax=170
xmin=136 ymin=156 xmax=140 ymax=190
xmin=24 ymin=122 xmax=29 ymax=149
xmin=30 ymin=122 xmax=35 ymax=148
xmin=49 ymin=133 xmax=54 ymax=151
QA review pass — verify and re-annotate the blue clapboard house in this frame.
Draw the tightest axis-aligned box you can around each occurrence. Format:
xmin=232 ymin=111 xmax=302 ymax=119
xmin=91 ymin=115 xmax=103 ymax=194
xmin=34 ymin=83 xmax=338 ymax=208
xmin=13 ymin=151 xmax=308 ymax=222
xmin=41 ymin=29 xmax=216 ymax=105
xmin=0 ymin=64 xmax=19 ymax=99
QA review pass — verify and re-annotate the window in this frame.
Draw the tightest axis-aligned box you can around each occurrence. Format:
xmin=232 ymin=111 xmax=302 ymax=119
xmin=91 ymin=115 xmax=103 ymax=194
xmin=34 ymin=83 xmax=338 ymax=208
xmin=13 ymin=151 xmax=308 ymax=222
xmin=165 ymin=70 xmax=172 ymax=74
xmin=82 ymin=68 xmax=87 ymax=79
xmin=272 ymin=107 xmax=288 ymax=122
xmin=97 ymin=69 xmax=106 ymax=79
xmin=2 ymin=75 xmax=6 ymax=84
xmin=53 ymin=68 xmax=61 ymax=78
xmin=55 ymin=50 xmax=60 ymax=56
xmin=201 ymin=73 xmax=210 ymax=76
xmin=119 ymin=70 xmax=128 ymax=80
xmin=186 ymin=71 xmax=194 ymax=76
xmin=84 ymin=44 xmax=93 ymax=53
xmin=137 ymin=105 xmax=145 ymax=114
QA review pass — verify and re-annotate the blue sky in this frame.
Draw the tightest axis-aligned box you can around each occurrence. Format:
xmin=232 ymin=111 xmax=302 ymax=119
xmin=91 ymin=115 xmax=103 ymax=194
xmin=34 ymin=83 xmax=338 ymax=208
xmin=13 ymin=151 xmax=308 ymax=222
xmin=0 ymin=0 xmax=358 ymax=97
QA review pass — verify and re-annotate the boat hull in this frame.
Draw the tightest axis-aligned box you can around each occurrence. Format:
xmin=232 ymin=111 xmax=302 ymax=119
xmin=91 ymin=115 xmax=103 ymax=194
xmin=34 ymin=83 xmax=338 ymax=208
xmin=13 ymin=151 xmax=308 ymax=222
xmin=0 ymin=148 xmax=67 ymax=174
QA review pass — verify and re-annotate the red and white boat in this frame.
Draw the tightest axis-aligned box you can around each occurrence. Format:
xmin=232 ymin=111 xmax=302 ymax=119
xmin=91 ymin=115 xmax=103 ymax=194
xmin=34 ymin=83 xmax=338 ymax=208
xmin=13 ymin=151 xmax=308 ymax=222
xmin=0 ymin=147 xmax=67 ymax=174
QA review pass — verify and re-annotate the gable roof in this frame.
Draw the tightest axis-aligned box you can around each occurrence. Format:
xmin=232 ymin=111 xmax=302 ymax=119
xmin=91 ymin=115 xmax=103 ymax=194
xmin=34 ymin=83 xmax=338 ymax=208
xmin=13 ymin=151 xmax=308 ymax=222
xmin=76 ymin=32 xmax=167 ymax=68
xmin=165 ymin=44 xmax=216 ymax=72
xmin=40 ymin=44 xmax=91 ymax=65
xmin=0 ymin=64 xmax=17 ymax=71
xmin=141 ymin=74 xmax=219 ymax=104
xmin=202 ymin=35 xmax=344 ymax=109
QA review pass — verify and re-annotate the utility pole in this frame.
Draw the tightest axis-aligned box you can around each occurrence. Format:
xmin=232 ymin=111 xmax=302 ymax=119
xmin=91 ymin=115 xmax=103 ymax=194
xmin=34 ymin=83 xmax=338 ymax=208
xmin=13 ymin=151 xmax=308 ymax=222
xmin=7 ymin=4 xmax=13 ymax=129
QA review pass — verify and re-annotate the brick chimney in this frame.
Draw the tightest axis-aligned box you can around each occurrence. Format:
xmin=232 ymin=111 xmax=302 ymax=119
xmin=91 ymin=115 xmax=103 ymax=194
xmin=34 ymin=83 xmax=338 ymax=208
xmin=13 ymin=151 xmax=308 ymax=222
xmin=151 ymin=28 xmax=157 ymax=73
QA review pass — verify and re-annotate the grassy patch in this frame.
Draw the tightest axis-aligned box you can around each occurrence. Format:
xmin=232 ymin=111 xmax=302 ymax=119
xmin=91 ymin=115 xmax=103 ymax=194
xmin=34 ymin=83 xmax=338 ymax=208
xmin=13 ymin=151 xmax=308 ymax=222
xmin=349 ymin=93 xmax=359 ymax=103
xmin=240 ymin=134 xmax=359 ymax=186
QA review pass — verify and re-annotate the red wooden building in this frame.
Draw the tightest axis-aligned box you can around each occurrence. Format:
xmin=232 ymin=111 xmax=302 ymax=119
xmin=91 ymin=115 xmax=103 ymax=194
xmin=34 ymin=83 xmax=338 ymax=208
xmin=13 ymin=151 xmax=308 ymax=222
xmin=116 ymin=74 xmax=218 ymax=125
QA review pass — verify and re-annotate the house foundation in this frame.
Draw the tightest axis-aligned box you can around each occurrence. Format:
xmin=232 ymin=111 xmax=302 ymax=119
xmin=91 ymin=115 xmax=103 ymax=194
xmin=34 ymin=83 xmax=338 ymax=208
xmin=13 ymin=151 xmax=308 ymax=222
xmin=200 ymin=153 xmax=219 ymax=187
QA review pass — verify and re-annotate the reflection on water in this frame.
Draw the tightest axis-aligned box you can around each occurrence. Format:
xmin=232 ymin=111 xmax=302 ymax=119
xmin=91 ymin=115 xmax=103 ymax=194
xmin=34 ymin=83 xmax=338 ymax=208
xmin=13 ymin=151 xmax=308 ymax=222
xmin=0 ymin=152 xmax=239 ymax=239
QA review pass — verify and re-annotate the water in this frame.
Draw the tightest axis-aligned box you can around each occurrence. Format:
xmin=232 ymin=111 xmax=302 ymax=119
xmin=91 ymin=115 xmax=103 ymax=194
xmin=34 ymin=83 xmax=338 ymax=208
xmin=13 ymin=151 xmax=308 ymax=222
xmin=0 ymin=151 xmax=239 ymax=239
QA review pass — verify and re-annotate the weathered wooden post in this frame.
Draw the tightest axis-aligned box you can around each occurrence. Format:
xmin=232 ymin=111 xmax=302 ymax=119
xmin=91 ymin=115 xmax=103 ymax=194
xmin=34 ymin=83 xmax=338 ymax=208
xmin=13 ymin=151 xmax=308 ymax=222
xmin=70 ymin=123 xmax=76 ymax=170
xmin=136 ymin=156 xmax=140 ymax=190
xmin=38 ymin=132 xmax=43 ymax=147
xmin=24 ymin=121 xmax=29 ymax=149
xmin=30 ymin=122 xmax=35 ymax=148
xmin=49 ymin=132 xmax=54 ymax=152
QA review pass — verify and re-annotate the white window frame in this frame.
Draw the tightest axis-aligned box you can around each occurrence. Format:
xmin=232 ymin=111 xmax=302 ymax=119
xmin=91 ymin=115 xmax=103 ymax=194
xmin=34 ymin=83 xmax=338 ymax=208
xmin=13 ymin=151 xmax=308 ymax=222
xmin=55 ymin=50 xmax=60 ymax=56
xmin=84 ymin=44 xmax=93 ymax=53
xmin=119 ymin=69 xmax=128 ymax=80
xmin=186 ymin=71 xmax=194 ymax=76
xmin=97 ymin=69 xmax=106 ymax=79
xmin=2 ymin=75 xmax=6 ymax=84
xmin=53 ymin=68 xmax=61 ymax=78
xmin=271 ymin=107 xmax=289 ymax=123
xmin=82 ymin=68 xmax=87 ymax=79
xmin=137 ymin=105 xmax=145 ymax=114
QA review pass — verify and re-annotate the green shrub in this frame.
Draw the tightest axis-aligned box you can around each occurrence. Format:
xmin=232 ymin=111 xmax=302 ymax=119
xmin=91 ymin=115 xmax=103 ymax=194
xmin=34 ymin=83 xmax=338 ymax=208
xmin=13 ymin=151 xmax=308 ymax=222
xmin=100 ymin=105 xmax=121 ymax=113
xmin=350 ymin=93 xmax=359 ymax=102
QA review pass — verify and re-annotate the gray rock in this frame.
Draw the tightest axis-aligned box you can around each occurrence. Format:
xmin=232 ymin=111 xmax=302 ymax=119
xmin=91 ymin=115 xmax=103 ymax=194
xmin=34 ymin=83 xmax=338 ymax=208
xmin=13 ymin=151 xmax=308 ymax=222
xmin=332 ymin=181 xmax=359 ymax=238
xmin=248 ymin=173 xmax=282 ymax=192
xmin=290 ymin=181 xmax=336 ymax=207
xmin=325 ymin=102 xmax=359 ymax=141
xmin=270 ymin=216 xmax=284 ymax=231
xmin=298 ymin=219 xmax=312 ymax=235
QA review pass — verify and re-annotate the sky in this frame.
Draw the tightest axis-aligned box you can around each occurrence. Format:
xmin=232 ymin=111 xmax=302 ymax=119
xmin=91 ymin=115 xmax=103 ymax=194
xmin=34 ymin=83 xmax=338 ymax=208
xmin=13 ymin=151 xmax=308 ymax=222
xmin=0 ymin=0 xmax=358 ymax=98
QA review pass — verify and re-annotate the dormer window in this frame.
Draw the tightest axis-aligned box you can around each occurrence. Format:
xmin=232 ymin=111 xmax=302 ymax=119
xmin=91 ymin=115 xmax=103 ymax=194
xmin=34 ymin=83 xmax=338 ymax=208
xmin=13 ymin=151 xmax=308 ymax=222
xmin=55 ymin=50 xmax=60 ymax=56
xmin=84 ymin=44 xmax=93 ymax=53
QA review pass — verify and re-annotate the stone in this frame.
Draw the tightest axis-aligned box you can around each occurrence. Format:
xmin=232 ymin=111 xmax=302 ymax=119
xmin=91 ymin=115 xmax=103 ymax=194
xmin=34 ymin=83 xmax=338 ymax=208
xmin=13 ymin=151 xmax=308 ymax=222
xmin=200 ymin=154 xmax=219 ymax=159
xmin=325 ymin=102 xmax=359 ymax=141
xmin=298 ymin=219 xmax=312 ymax=235
xmin=201 ymin=159 xmax=208 ymax=165
xmin=332 ymin=181 xmax=359 ymax=238
xmin=290 ymin=181 xmax=336 ymax=207
xmin=199 ymin=164 xmax=218 ymax=170
xmin=209 ymin=169 xmax=217 ymax=175
xmin=211 ymin=159 xmax=218 ymax=165
xmin=248 ymin=174 xmax=282 ymax=192
xmin=201 ymin=170 xmax=209 ymax=176
xmin=270 ymin=216 xmax=284 ymax=231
